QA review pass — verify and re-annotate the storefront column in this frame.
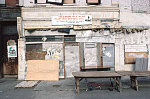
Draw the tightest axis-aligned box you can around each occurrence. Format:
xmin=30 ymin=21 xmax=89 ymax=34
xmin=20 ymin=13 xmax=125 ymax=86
xmin=147 ymin=44 xmax=150 ymax=71
xmin=18 ymin=38 xmax=26 ymax=80
xmin=115 ymin=38 xmax=124 ymax=71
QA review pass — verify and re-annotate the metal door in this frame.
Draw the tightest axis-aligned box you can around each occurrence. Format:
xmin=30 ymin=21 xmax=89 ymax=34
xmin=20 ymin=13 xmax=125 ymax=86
xmin=102 ymin=44 xmax=115 ymax=67
xmin=84 ymin=43 xmax=97 ymax=66
xmin=65 ymin=43 xmax=80 ymax=78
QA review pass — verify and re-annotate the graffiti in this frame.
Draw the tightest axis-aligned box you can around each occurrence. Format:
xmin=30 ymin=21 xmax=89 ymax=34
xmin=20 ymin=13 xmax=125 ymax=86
xmin=43 ymin=44 xmax=63 ymax=60
xmin=46 ymin=48 xmax=61 ymax=59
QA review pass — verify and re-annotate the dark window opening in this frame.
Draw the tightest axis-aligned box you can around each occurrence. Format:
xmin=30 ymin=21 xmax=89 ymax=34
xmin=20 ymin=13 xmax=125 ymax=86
xmin=64 ymin=35 xmax=76 ymax=42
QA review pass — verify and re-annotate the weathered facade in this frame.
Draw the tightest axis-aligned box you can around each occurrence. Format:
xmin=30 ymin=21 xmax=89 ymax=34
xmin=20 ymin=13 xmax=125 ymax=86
xmin=17 ymin=0 xmax=150 ymax=80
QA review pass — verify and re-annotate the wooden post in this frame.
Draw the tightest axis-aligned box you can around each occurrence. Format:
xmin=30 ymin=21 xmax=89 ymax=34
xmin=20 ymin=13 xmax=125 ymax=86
xmin=118 ymin=77 xmax=122 ymax=92
xmin=75 ymin=77 xmax=80 ymax=94
xmin=135 ymin=77 xmax=138 ymax=91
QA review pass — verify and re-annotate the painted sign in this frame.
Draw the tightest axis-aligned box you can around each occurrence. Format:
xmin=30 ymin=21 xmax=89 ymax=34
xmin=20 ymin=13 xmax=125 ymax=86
xmin=47 ymin=0 xmax=63 ymax=3
xmin=7 ymin=45 xmax=17 ymax=58
xmin=52 ymin=15 xmax=92 ymax=25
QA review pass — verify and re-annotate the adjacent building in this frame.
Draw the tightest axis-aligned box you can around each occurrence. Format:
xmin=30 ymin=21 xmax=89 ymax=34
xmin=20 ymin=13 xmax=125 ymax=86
xmin=0 ymin=0 xmax=21 ymax=78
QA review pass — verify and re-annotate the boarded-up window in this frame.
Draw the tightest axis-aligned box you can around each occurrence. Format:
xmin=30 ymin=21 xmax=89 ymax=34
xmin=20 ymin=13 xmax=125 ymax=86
xmin=131 ymin=0 xmax=150 ymax=13
xmin=125 ymin=45 xmax=148 ymax=64
xmin=64 ymin=0 xmax=75 ymax=4
xmin=87 ymin=0 xmax=101 ymax=4
xmin=26 ymin=44 xmax=46 ymax=60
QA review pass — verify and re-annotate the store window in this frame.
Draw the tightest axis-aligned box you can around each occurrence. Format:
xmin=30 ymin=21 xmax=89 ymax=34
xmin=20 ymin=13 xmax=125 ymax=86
xmin=86 ymin=0 xmax=101 ymax=5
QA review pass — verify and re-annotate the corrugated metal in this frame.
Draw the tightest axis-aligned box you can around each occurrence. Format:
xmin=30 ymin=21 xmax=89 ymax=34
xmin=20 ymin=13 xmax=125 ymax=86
xmin=102 ymin=44 xmax=115 ymax=67
xmin=135 ymin=58 xmax=148 ymax=71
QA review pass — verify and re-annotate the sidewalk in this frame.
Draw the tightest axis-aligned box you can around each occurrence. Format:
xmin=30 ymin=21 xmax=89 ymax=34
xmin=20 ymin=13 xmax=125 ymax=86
xmin=1 ymin=77 xmax=150 ymax=99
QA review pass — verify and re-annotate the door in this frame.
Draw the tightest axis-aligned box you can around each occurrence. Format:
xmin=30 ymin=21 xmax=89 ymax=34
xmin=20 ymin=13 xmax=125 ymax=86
xmin=102 ymin=44 xmax=115 ymax=67
xmin=65 ymin=43 xmax=79 ymax=78
xmin=84 ymin=43 xmax=97 ymax=66
xmin=2 ymin=22 xmax=18 ymax=77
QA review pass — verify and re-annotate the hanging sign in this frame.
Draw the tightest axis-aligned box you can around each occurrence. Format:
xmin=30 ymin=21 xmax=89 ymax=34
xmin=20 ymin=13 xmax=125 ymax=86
xmin=52 ymin=15 xmax=92 ymax=25
xmin=7 ymin=45 xmax=17 ymax=58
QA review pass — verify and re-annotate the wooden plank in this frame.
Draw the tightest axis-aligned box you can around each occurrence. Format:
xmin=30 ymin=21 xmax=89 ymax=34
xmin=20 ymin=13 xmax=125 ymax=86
xmin=72 ymin=71 xmax=121 ymax=78
xmin=15 ymin=81 xmax=39 ymax=88
xmin=26 ymin=60 xmax=59 ymax=81
xmin=116 ymin=71 xmax=150 ymax=76
xmin=125 ymin=52 xmax=148 ymax=64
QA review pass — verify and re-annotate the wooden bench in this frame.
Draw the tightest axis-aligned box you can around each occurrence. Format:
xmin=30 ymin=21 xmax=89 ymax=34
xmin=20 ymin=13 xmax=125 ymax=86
xmin=72 ymin=71 xmax=122 ymax=94
xmin=116 ymin=71 xmax=150 ymax=91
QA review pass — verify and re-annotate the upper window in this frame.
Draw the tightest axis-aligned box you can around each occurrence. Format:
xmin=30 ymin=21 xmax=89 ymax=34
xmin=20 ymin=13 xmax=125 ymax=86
xmin=35 ymin=0 xmax=75 ymax=4
xmin=131 ymin=0 xmax=150 ymax=13
xmin=35 ymin=0 xmax=101 ymax=5
xmin=64 ymin=0 xmax=75 ymax=4
xmin=86 ymin=0 xmax=101 ymax=5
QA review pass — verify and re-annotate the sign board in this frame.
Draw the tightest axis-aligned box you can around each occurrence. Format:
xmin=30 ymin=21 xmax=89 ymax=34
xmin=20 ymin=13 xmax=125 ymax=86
xmin=7 ymin=45 xmax=17 ymax=58
xmin=52 ymin=15 xmax=92 ymax=25
xmin=47 ymin=0 xmax=63 ymax=3
xmin=125 ymin=44 xmax=147 ymax=52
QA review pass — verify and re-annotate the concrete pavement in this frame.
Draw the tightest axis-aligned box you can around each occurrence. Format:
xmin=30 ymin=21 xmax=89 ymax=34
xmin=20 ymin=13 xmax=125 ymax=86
xmin=0 ymin=77 xmax=150 ymax=99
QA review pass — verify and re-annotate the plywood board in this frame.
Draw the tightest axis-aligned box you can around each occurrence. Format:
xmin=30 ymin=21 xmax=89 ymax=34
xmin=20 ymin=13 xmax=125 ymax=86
xmin=15 ymin=81 xmax=39 ymax=88
xmin=26 ymin=60 xmax=59 ymax=81
xmin=125 ymin=52 xmax=148 ymax=64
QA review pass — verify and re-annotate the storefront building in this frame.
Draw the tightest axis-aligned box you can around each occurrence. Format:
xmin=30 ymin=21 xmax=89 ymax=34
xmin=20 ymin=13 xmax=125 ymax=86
xmin=17 ymin=0 xmax=150 ymax=80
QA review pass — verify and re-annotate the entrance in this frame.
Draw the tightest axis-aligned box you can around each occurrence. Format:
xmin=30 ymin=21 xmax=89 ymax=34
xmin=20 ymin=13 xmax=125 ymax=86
xmin=1 ymin=22 xmax=18 ymax=77
xmin=65 ymin=43 xmax=80 ymax=78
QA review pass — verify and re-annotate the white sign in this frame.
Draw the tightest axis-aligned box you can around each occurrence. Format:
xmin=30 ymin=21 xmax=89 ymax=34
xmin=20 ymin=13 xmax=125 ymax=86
xmin=125 ymin=44 xmax=148 ymax=52
xmin=7 ymin=45 xmax=17 ymax=58
xmin=47 ymin=0 xmax=63 ymax=3
xmin=52 ymin=15 xmax=92 ymax=25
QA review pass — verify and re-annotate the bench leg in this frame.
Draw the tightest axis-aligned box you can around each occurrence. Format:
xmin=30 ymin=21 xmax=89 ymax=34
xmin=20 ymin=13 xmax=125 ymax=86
xmin=75 ymin=78 xmax=80 ymax=94
xmin=114 ymin=77 xmax=122 ymax=92
xmin=118 ymin=77 xmax=122 ymax=92
xmin=135 ymin=77 xmax=138 ymax=91
xmin=130 ymin=76 xmax=138 ymax=91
